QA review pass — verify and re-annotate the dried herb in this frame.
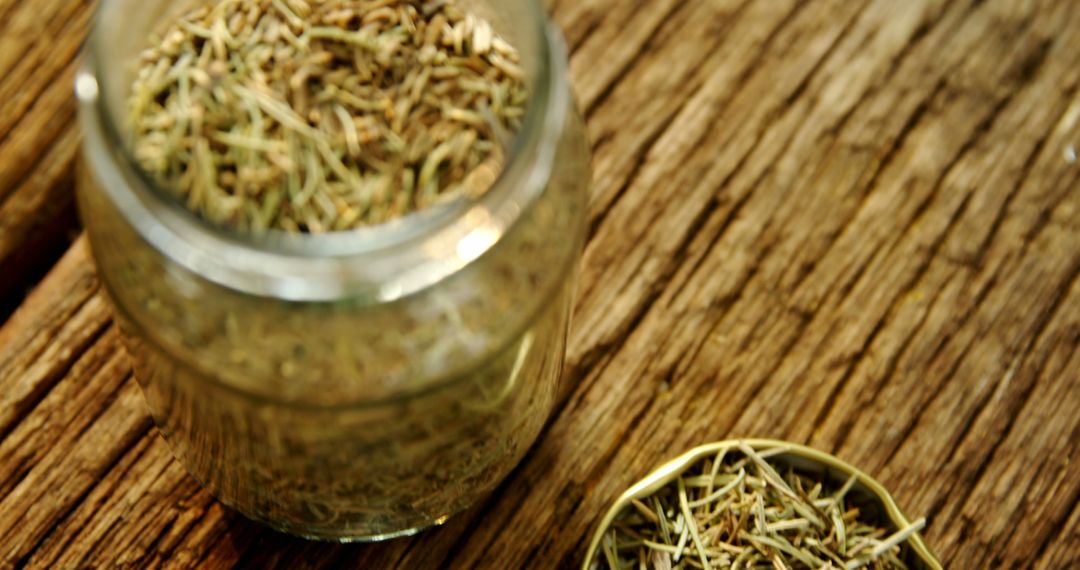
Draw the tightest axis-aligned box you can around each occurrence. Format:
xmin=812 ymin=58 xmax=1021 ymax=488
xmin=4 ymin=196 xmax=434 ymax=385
xmin=598 ymin=443 xmax=928 ymax=570
xmin=128 ymin=0 xmax=528 ymax=233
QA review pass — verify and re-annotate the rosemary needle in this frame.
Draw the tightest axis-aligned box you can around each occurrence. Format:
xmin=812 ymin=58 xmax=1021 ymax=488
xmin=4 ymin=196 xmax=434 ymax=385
xmin=601 ymin=445 xmax=927 ymax=570
xmin=129 ymin=0 xmax=528 ymax=234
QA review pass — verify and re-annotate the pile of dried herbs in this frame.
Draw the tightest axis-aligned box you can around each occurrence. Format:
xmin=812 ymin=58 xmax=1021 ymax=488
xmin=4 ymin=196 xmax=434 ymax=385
xmin=129 ymin=0 xmax=528 ymax=233
xmin=597 ymin=443 xmax=927 ymax=570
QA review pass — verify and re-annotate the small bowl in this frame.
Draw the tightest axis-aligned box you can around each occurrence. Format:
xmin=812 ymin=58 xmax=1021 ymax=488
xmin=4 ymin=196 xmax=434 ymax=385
xmin=583 ymin=439 xmax=942 ymax=569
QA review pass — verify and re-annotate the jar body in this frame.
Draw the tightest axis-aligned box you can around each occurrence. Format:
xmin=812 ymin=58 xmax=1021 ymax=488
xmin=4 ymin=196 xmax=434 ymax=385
xmin=76 ymin=2 xmax=589 ymax=540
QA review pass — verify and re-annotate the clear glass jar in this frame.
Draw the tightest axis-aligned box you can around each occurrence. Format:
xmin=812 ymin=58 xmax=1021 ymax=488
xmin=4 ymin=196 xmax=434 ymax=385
xmin=76 ymin=0 xmax=589 ymax=541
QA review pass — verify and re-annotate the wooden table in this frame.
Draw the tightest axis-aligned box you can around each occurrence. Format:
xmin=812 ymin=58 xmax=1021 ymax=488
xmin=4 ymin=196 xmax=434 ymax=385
xmin=2 ymin=0 xmax=1079 ymax=567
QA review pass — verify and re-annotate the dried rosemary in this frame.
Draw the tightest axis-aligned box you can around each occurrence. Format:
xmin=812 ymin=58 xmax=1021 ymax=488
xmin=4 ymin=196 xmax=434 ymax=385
xmin=598 ymin=443 xmax=928 ymax=570
xmin=128 ymin=0 xmax=528 ymax=233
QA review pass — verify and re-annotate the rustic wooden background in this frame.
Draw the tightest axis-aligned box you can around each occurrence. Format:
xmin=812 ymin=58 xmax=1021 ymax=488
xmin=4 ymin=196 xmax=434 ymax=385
xmin=2 ymin=0 xmax=1079 ymax=567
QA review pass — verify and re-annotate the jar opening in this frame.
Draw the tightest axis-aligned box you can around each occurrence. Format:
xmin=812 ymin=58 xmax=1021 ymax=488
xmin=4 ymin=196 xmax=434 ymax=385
xmin=78 ymin=0 xmax=568 ymax=303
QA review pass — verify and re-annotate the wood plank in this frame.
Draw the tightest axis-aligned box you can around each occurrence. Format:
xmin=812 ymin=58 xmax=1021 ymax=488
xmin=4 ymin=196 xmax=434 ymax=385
xmin=0 ymin=0 xmax=94 ymax=319
xmin=0 ymin=239 xmax=108 ymax=441
xmin=0 ymin=0 xmax=1077 ymax=567
xmin=432 ymin=1 xmax=1080 ymax=567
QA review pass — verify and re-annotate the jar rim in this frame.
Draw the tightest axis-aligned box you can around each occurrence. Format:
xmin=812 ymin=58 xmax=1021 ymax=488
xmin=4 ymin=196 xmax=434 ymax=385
xmin=77 ymin=0 xmax=568 ymax=303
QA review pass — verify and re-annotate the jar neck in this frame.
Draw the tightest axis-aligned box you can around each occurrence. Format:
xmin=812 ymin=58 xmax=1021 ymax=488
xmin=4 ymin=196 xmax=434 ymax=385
xmin=76 ymin=1 xmax=569 ymax=303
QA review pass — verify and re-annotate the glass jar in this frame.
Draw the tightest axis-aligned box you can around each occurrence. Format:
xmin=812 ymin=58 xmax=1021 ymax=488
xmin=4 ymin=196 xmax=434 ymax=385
xmin=75 ymin=0 xmax=589 ymax=541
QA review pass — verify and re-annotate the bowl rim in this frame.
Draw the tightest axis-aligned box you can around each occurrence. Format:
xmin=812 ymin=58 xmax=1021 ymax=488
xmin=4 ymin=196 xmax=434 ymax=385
xmin=581 ymin=438 xmax=943 ymax=570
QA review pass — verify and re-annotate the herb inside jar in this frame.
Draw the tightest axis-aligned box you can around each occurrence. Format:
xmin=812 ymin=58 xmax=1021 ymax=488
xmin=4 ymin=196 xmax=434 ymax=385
xmin=101 ymin=0 xmax=589 ymax=539
xmin=128 ymin=0 xmax=528 ymax=233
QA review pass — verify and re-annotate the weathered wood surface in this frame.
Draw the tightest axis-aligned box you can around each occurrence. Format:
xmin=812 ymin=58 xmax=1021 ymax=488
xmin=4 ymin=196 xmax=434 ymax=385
xmin=2 ymin=0 xmax=1079 ymax=567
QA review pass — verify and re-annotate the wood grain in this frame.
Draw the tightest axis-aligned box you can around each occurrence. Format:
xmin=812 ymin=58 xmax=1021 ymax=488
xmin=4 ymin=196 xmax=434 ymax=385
xmin=0 ymin=0 xmax=91 ymax=318
xmin=1 ymin=0 xmax=1079 ymax=568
